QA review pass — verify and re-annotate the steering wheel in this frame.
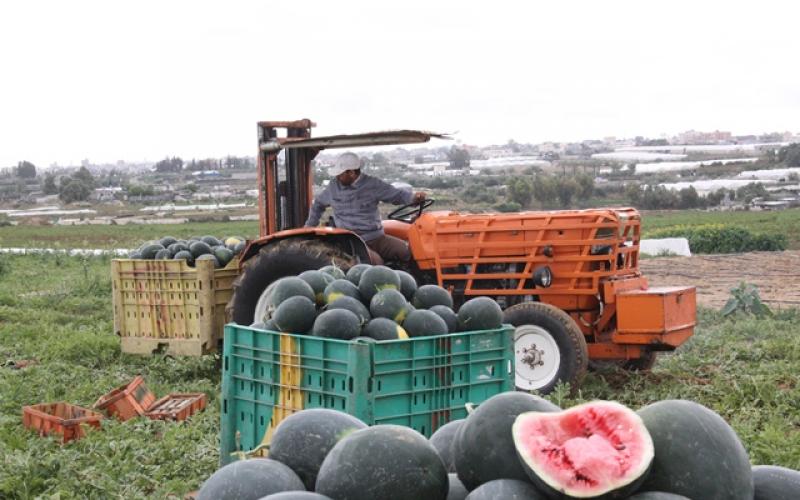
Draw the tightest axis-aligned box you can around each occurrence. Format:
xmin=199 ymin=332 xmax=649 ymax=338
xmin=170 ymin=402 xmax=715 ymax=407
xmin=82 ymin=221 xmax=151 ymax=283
xmin=387 ymin=199 xmax=435 ymax=223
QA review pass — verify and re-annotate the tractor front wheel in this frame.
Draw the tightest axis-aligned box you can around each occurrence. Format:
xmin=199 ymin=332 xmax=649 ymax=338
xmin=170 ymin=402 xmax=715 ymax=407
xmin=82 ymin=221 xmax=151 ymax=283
xmin=228 ymin=238 xmax=355 ymax=325
xmin=503 ymin=302 xmax=588 ymax=395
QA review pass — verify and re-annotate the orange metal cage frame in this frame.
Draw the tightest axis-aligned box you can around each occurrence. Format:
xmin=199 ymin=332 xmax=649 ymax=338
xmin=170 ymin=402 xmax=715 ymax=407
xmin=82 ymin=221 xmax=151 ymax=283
xmin=411 ymin=208 xmax=642 ymax=299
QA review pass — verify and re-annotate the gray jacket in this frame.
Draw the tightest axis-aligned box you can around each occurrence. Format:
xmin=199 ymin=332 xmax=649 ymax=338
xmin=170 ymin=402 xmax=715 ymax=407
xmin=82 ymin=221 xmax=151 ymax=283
xmin=304 ymin=173 xmax=413 ymax=242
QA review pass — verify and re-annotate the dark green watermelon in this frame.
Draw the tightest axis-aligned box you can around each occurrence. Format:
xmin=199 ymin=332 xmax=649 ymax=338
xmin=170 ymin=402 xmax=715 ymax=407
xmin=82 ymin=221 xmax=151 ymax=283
xmin=363 ymin=318 xmax=409 ymax=341
xmin=159 ymin=236 xmax=178 ymax=247
xmin=464 ymin=479 xmax=546 ymax=499
xmin=213 ymin=246 xmax=235 ymax=267
xmin=258 ymin=493 xmax=332 ymax=500
xmin=139 ymin=243 xmax=165 ymax=259
xmin=312 ymin=309 xmax=362 ymax=340
xmin=201 ymin=235 xmax=221 ymax=247
xmin=268 ymin=278 xmax=316 ymax=313
xmin=298 ymin=270 xmax=335 ymax=306
xmin=752 ymin=465 xmax=800 ymax=500
xmin=457 ymin=297 xmax=503 ymax=331
xmin=323 ymin=279 xmax=362 ymax=304
xmin=319 ymin=264 xmax=346 ymax=280
xmin=358 ymin=265 xmax=401 ymax=303
xmin=413 ymin=285 xmax=453 ymax=309
xmin=403 ymin=309 xmax=448 ymax=337
xmin=272 ymin=296 xmax=317 ymax=334
xmin=453 ymin=392 xmax=560 ymax=491
xmin=429 ymin=419 xmax=464 ymax=473
xmin=396 ymin=270 xmax=418 ymax=301
xmin=315 ymin=425 xmax=448 ymax=500
xmin=268 ymin=409 xmax=368 ymax=491
xmin=345 ymin=263 xmax=372 ymax=286
xmin=638 ymin=399 xmax=754 ymax=500
xmin=369 ymin=288 xmax=410 ymax=323
xmin=327 ymin=296 xmax=371 ymax=327
xmin=430 ymin=305 xmax=458 ymax=333
xmin=154 ymin=248 xmax=172 ymax=260
xmin=172 ymin=250 xmax=194 ymax=265
xmin=196 ymin=458 xmax=305 ymax=500
xmin=627 ymin=493 xmax=692 ymax=500
xmin=189 ymin=240 xmax=213 ymax=258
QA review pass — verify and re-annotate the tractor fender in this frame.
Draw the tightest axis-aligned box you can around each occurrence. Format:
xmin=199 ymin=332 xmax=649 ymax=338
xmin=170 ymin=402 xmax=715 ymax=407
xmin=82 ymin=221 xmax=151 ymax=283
xmin=239 ymin=227 xmax=371 ymax=267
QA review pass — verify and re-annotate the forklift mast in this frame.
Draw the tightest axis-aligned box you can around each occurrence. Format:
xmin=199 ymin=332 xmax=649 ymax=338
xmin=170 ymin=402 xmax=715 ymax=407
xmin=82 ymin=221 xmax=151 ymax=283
xmin=256 ymin=119 xmax=317 ymax=237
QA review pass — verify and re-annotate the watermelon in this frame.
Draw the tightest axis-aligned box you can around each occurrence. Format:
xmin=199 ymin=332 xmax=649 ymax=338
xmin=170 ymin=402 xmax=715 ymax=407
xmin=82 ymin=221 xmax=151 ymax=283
xmin=258 ymin=493 xmax=332 ymax=500
xmin=513 ymin=400 xmax=654 ymax=499
xmin=312 ymin=309 xmax=362 ymax=340
xmin=173 ymin=250 xmax=194 ymax=265
xmin=196 ymin=458 xmax=305 ymax=500
xmin=430 ymin=305 xmax=458 ymax=333
xmin=752 ymin=465 xmax=800 ymax=500
xmin=413 ymin=285 xmax=453 ymax=309
xmin=319 ymin=264 xmax=346 ymax=280
xmin=627 ymin=493 xmax=691 ymax=500
xmin=298 ymin=270 xmax=335 ymax=306
xmin=189 ymin=240 xmax=213 ymax=258
xmin=213 ymin=246 xmax=235 ymax=267
xmin=457 ymin=297 xmax=503 ymax=331
xmin=396 ymin=270 xmax=418 ymax=301
xmin=637 ymin=399 xmax=754 ymax=500
xmin=201 ymin=235 xmax=221 ymax=247
xmin=464 ymin=479 xmax=546 ymax=499
xmin=315 ymin=425 xmax=448 ymax=500
xmin=358 ymin=265 xmax=401 ymax=303
xmin=272 ymin=296 xmax=317 ymax=334
xmin=139 ymin=243 xmax=165 ymax=259
xmin=326 ymin=296 xmax=371 ymax=327
xmin=323 ymin=279 xmax=362 ymax=304
xmin=453 ymin=392 xmax=560 ymax=491
xmin=363 ymin=318 xmax=409 ymax=341
xmin=429 ymin=419 xmax=464 ymax=473
xmin=267 ymin=278 xmax=316 ymax=314
xmin=159 ymin=236 xmax=178 ymax=247
xmin=345 ymin=263 xmax=372 ymax=286
xmin=369 ymin=289 xmax=410 ymax=323
xmin=403 ymin=309 xmax=448 ymax=337
xmin=267 ymin=409 xmax=368 ymax=491
xmin=154 ymin=248 xmax=172 ymax=260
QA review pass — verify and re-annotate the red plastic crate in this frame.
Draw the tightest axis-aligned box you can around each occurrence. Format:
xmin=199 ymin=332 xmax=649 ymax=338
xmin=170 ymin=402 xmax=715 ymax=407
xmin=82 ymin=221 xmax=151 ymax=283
xmin=94 ymin=375 xmax=157 ymax=421
xmin=145 ymin=393 xmax=207 ymax=421
xmin=22 ymin=402 xmax=103 ymax=444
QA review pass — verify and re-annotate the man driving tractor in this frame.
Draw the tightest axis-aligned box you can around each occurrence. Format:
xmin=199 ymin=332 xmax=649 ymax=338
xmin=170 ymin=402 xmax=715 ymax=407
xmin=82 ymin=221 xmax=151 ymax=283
xmin=304 ymin=152 xmax=426 ymax=264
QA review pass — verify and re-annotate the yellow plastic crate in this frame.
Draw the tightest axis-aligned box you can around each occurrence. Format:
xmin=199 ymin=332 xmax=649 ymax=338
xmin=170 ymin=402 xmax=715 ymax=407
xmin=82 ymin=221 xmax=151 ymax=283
xmin=112 ymin=258 xmax=240 ymax=356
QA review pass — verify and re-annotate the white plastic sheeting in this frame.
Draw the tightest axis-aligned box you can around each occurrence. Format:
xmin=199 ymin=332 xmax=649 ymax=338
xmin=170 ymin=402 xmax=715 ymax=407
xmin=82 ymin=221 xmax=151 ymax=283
xmin=639 ymin=238 xmax=691 ymax=257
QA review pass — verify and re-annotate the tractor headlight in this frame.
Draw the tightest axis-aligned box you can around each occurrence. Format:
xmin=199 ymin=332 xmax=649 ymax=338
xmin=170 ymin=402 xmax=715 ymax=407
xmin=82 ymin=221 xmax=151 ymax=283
xmin=533 ymin=266 xmax=552 ymax=288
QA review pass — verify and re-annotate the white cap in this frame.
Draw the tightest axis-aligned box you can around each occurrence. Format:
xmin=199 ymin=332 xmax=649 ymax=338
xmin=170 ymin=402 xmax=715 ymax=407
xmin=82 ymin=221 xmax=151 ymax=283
xmin=328 ymin=152 xmax=361 ymax=176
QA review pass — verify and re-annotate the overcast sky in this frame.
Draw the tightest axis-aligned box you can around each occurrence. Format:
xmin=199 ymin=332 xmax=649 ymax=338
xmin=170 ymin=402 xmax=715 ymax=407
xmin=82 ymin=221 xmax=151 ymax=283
xmin=1 ymin=1 xmax=798 ymax=167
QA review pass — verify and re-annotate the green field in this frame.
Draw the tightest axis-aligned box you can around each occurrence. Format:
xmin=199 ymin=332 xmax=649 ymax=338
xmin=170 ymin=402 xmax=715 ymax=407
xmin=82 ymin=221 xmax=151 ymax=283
xmin=0 ymin=221 xmax=260 ymax=250
xmin=642 ymin=208 xmax=800 ymax=249
xmin=0 ymin=253 xmax=798 ymax=498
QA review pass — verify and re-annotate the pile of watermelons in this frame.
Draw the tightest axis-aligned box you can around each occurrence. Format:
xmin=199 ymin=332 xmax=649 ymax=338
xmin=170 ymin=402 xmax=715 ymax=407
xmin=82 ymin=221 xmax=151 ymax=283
xmin=251 ymin=264 xmax=504 ymax=340
xmin=197 ymin=393 xmax=800 ymax=499
xmin=127 ymin=235 xmax=246 ymax=269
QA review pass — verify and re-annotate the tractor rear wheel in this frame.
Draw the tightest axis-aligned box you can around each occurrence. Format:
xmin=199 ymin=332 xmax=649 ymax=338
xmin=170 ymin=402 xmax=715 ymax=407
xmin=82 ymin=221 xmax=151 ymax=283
xmin=228 ymin=238 xmax=355 ymax=325
xmin=503 ymin=302 xmax=588 ymax=394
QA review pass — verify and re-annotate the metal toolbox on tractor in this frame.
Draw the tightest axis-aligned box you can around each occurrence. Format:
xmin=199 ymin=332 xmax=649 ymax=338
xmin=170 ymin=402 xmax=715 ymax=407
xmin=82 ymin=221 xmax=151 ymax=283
xmin=614 ymin=286 xmax=696 ymax=347
xmin=219 ymin=323 xmax=514 ymax=464
xmin=111 ymin=258 xmax=239 ymax=356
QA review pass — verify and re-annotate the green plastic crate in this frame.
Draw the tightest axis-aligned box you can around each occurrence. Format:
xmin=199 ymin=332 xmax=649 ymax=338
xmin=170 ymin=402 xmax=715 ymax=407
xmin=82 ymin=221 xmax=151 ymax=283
xmin=219 ymin=323 xmax=514 ymax=464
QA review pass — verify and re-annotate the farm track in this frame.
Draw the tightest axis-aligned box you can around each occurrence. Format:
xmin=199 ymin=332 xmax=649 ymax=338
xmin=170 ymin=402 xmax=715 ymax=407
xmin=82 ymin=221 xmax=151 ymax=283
xmin=641 ymin=250 xmax=800 ymax=309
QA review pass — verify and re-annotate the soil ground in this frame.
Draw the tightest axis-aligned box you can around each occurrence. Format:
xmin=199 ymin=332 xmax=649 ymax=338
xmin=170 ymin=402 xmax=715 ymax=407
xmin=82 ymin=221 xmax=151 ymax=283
xmin=641 ymin=250 xmax=800 ymax=309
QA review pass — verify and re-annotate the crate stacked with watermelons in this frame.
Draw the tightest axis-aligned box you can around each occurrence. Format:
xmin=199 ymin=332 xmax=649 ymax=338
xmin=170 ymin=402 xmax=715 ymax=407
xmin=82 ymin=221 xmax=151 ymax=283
xmin=111 ymin=235 xmax=247 ymax=356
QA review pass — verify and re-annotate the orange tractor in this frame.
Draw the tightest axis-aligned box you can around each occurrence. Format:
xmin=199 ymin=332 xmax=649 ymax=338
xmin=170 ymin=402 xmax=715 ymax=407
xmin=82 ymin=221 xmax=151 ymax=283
xmin=229 ymin=119 xmax=696 ymax=394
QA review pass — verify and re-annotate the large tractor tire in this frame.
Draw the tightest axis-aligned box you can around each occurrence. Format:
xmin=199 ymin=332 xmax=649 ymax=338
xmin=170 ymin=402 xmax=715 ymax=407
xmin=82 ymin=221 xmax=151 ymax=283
xmin=228 ymin=238 xmax=355 ymax=325
xmin=503 ymin=302 xmax=588 ymax=394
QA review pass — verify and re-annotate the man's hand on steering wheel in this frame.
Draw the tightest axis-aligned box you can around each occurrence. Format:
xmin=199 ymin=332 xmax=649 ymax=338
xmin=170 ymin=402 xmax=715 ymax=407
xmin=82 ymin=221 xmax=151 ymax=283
xmin=412 ymin=191 xmax=427 ymax=204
